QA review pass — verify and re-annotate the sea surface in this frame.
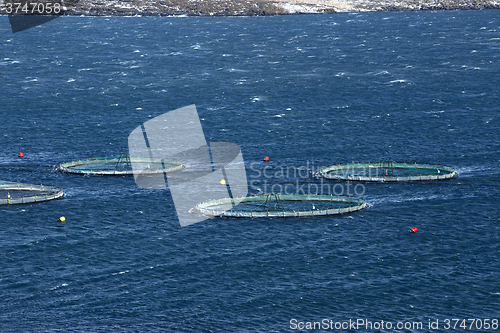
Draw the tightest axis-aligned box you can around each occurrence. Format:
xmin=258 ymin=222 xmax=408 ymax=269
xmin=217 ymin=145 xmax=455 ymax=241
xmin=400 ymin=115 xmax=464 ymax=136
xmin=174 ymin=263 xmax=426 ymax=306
xmin=0 ymin=10 xmax=499 ymax=332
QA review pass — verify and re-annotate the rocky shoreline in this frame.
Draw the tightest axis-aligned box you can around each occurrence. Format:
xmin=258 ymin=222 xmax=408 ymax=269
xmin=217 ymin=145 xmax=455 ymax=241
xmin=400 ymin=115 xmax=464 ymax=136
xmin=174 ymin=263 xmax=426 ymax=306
xmin=1 ymin=0 xmax=499 ymax=16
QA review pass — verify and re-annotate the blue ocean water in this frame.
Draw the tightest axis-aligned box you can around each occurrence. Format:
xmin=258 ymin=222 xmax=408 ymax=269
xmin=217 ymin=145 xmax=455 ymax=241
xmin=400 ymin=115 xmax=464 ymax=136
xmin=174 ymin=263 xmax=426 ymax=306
xmin=0 ymin=10 xmax=499 ymax=332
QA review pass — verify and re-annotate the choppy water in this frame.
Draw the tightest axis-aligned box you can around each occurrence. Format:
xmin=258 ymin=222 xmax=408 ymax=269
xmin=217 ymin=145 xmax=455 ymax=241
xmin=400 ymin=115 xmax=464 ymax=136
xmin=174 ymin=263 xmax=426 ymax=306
xmin=1 ymin=10 xmax=499 ymax=332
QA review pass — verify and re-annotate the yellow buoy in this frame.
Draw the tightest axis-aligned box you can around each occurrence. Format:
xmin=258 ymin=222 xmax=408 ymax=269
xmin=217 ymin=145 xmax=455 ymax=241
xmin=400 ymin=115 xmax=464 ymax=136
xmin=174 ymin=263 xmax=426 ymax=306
xmin=220 ymin=179 xmax=226 ymax=185
xmin=58 ymin=216 xmax=66 ymax=223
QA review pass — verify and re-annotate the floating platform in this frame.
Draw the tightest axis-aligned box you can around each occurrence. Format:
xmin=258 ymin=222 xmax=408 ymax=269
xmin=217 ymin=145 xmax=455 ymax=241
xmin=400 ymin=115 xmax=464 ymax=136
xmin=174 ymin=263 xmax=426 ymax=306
xmin=0 ymin=181 xmax=64 ymax=205
xmin=194 ymin=193 xmax=367 ymax=218
xmin=318 ymin=159 xmax=458 ymax=182
xmin=59 ymin=154 xmax=184 ymax=176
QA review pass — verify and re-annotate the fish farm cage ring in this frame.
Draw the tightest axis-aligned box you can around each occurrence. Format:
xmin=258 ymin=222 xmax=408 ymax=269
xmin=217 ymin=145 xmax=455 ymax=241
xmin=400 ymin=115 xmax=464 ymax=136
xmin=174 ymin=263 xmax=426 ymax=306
xmin=0 ymin=181 xmax=64 ymax=205
xmin=193 ymin=193 xmax=367 ymax=218
xmin=59 ymin=154 xmax=184 ymax=176
xmin=318 ymin=160 xmax=458 ymax=182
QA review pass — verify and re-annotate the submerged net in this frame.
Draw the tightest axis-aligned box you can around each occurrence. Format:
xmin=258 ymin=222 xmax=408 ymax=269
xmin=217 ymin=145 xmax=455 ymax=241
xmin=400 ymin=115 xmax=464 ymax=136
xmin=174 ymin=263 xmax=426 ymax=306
xmin=319 ymin=159 xmax=458 ymax=182
xmin=0 ymin=180 xmax=64 ymax=205
xmin=194 ymin=193 xmax=367 ymax=218
xmin=59 ymin=154 xmax=184 ymax=176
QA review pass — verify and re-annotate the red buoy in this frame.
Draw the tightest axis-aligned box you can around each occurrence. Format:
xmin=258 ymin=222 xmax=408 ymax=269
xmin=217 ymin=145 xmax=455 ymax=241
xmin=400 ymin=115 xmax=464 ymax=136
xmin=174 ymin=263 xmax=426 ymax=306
xmin=18 ymin=152 xmax=24 ymax=158
xmin=263 ymin=156 xmax=269 ymax=162
xmin=410 ymin=227 xmax=417 ymax=233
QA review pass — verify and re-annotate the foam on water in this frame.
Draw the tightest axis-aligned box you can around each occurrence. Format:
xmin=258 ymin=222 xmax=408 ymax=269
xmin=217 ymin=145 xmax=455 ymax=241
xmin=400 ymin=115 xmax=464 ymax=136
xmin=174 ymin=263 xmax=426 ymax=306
xmin=0 ymin=10 xmax=499 ymax=332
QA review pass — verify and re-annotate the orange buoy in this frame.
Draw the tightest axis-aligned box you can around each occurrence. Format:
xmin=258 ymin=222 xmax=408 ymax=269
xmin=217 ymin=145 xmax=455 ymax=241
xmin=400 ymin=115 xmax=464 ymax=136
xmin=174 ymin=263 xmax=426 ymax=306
xmin=263 ymin=156 xmax=269 ymax=162
xmin=18 ymin=152 xmax=24 ymax=158
xmin=409 ymin=227 xmax=417 ymax=233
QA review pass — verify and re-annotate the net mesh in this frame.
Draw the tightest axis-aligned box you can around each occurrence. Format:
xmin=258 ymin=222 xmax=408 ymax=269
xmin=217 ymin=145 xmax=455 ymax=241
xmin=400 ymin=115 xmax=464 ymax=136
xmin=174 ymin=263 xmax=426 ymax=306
xmin=0 ymin=180 xmax=64 ymax=205
xmin=59 ymin=154 xmax=183 ymax=175
xmin=194 ymin=193 xmax=367 ymax=218
xmin=319 ymin=160 xmax=458 ymax=182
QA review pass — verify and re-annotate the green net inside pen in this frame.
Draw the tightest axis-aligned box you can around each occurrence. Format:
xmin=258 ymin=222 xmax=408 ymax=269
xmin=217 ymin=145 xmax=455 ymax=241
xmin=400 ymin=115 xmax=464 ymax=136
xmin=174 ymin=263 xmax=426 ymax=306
xmin=318 ymin=159 xmax=458 ymax=182
xmin=59 ymin=154 xmax=184 ymax=176
xmin=194 ymin=193 xmax=367 ymax=218
xmin=0 ymin=180 xmax=64 ymax=205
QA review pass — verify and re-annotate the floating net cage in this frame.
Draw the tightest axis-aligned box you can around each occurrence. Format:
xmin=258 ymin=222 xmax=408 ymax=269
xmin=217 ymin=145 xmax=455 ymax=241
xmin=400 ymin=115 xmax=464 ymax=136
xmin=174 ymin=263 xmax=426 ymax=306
xmin=194 ymin=193 xmax=367 ymax=218
xmin=318 ymin=159 xmax=458 ymax=182
xmin=0 ymin=180 xmax=64 ymax=205
xmin=59 ymin=154 xmax=184 ymax=176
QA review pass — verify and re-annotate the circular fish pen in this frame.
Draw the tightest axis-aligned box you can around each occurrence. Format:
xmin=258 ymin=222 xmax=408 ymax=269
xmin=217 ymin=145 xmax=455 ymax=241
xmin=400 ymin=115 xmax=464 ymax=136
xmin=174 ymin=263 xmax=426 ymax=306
xmin=59 ymin=154 xmax=184 ymax=176
xmin=194 ymin=193 xmax=367 ymax=218
xmin=0 ymin=181 xmax=64 ymax=205
xmin=318 ymin=159 xmax=458 ymax=182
